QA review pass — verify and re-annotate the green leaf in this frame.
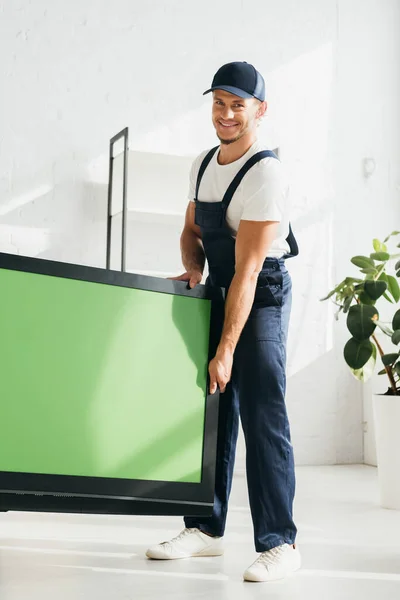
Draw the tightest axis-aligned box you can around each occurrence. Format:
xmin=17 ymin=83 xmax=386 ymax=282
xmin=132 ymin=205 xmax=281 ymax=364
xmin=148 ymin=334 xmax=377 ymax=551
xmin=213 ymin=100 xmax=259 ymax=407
xmin=344 ymin=338 xmax=374 ymax=370
xmin=320 ymin=289 xmax=336 ymax=301
xmin=387 ymin=276 xmax=400 ymax=303
xmin=342 ymin=285 xmax=357 ymax=297
xmin=320 ymin=279 xmax=347 ymax=302
xmin=364 ymin=280 xmax=388 ymax=301
xmin=373 ymin=239 xmax=388 ymax=253
xmin=357 ymin=291 xmax=376 ymax=305
xmin=382 ymin=353 xmax=400 ymax=366
xmin=395 ymin=259 xmax=400 ymax=271
xmin=376 ymin=263 xmax=386 ymax=277
xmin=370 ymin=252 xmax=390 ymax=261
xmin=383 ymin=292 xmax=394 ymax=304
xmin=392 ymin=330 xmax=400 ymax=345
xmin=343 ymin=296 xmax=353 ymax=314
xmin=397 ymin=270 xmax=400 ymax=278
xmin=351 ymin=256 xmax=376 ymax=269
xmin=378 ymin=367 xmax=387 ymax=375
xmin=373 ymin=239 xmax=381 ymax=252
xmin=395 ymin=363 xmax=400 ymax=377
xmin=383 ymin=231 xmax=400 ymax=243
xmin=351 ymin=344 xmax=377 ymax=382
xmin=379 ymin=275 xmax=393 ymax=303
xmin=393 ymin=309 xmax=400 ymax=331
xmin=347 ymin=304 xmax=378 ymax=341
xmin=360 ymin=268 xmax=378 ymax=275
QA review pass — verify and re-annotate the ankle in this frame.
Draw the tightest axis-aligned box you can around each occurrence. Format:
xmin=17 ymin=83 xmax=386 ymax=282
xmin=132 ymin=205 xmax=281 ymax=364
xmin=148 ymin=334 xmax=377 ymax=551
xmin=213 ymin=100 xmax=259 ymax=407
xmin=199 ymin=529 xmax=217 ymax=538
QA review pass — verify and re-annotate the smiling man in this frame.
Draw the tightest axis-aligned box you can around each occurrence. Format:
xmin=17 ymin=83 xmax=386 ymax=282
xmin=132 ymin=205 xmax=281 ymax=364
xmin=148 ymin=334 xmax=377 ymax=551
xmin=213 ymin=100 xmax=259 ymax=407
xmin=146 ymin=62 xmax=300 ymax=583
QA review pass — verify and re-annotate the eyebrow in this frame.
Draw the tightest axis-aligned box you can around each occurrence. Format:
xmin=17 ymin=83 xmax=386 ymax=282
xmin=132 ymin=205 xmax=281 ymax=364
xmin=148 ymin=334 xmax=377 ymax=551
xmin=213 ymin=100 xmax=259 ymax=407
xmin=214 ymin=96 xmax=245 ymax=103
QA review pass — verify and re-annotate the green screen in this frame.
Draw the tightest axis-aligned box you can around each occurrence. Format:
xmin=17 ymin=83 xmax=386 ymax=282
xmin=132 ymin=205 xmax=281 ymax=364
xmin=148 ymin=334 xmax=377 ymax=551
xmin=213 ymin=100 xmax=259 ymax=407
xmin=0 ymin=268 xmax=211 ymax=483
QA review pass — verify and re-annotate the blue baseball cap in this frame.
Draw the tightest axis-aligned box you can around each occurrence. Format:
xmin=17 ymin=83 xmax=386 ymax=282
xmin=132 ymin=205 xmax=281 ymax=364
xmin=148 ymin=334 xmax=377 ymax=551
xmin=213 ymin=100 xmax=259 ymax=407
xmin=203 ymin=61 xmax=266 ymax=102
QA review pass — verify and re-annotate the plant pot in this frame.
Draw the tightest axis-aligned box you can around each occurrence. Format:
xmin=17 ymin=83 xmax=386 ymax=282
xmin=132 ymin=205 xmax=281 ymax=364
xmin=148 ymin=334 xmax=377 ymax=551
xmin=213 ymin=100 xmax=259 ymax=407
xmin=372 ymin=393 xmax=400 ymax=510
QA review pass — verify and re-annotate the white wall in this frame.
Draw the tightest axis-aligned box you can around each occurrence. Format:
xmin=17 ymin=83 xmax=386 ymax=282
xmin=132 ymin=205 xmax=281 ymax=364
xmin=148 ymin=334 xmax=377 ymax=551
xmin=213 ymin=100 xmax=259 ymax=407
xmin=0 ymin=0 xmax=399 ymax=466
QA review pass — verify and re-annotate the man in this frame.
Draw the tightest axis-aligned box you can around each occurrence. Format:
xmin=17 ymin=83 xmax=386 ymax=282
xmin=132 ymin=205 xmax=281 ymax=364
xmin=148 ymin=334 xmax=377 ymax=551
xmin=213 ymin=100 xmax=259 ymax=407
xmin=146 ymin=61 xmax=300 ymax=582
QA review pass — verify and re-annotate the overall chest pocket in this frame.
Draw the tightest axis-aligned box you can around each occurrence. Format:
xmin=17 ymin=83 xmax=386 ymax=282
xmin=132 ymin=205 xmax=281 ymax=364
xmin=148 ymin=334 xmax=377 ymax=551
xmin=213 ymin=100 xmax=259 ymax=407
xmin=194 ymin=201 xmax=226 ymax=229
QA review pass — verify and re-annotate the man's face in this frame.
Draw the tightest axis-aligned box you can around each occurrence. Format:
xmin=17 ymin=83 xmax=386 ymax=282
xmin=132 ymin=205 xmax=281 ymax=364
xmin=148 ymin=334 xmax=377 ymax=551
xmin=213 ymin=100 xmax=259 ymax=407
xmin=211 ymin=90 xmax=265 ymax=145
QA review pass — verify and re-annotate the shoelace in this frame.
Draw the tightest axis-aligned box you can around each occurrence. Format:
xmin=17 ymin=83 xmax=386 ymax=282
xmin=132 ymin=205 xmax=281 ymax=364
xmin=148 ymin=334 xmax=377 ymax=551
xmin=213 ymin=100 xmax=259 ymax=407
xmin=256 ymin=544 xmax=287 ymax=566
xmin=161 ymin=528 xmax=196 ymax=548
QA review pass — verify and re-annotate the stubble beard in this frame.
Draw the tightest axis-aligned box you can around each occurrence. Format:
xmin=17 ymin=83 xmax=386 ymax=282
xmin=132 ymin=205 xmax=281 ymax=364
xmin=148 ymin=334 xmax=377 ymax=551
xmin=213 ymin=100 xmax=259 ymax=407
xmin=218 ymin=133 xmax=243 ymax=145
xmin=215 ymin=121 xmax=252 ymax=145
xmin=216 ymin=127 xmax=247 ymax=145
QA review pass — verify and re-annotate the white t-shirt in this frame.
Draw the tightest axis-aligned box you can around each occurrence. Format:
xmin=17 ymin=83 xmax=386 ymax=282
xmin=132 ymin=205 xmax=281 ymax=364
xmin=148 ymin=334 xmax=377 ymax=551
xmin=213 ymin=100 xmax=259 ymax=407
xmin=188 ymin=140 xmax=290 ymax=258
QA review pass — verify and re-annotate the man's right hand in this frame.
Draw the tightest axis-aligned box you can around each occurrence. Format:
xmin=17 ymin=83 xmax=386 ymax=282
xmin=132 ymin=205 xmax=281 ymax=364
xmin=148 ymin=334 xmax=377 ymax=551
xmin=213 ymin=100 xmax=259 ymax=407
xmin=168 ymin=271 xmax=203 ymax=289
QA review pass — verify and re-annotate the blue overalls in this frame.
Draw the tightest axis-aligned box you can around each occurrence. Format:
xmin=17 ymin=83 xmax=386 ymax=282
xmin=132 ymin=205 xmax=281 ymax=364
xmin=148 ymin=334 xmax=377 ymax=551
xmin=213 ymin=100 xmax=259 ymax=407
xmin=184 ymin=147 xmax=299 ymax=552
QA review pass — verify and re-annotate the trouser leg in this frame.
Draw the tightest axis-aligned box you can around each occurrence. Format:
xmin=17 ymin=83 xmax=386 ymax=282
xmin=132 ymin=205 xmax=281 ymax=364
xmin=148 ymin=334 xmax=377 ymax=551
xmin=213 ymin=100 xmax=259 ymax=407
xmin=235 ymin=270 xmax=297 ymax=552
xmin=184 ymin=375 xmax=239 ymax=536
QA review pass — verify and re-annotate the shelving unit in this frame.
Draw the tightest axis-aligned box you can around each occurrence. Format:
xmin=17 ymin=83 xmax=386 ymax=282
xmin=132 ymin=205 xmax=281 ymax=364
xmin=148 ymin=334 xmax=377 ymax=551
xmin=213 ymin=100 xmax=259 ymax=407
xmin=107 ymin=128 xmax=193 ymax=272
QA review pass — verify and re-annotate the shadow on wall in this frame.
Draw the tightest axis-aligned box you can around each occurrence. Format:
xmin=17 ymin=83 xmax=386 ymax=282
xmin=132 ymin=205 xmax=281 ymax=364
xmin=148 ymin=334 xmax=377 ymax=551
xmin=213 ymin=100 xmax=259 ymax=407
xmin=286 ymin=204 xmax=335 ymax=375
xmin=287 ymin=348 xmax=338 ymax=466
xmin=0 ymin=1 xmax=338 ymax=186
xmin=0 ymin=162 xmax=89 ymax=264
xmin=79 ymin=180 xmax=108 ymax=268
xmin=1 ymin=1 xmax=339 ymax=273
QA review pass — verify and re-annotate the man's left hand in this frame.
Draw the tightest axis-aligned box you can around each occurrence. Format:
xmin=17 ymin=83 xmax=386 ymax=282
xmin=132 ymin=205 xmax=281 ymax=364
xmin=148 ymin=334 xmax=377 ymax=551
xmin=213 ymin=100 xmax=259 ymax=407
xmin=209 ymin=349 xmax=234 ymax=394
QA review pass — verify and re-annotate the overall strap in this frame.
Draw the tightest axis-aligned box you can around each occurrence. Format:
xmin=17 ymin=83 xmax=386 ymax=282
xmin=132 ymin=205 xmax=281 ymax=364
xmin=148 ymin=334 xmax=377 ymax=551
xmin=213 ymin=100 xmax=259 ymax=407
xmin=221 ymin=150 xmax=278 ymax=208
xmin=285 ymin=223 xmax=299 ymax=257
xmin=195 ymin=146 xmax=219 ymax=199
xmin=221 ymin=149 xmax=299 ymax=258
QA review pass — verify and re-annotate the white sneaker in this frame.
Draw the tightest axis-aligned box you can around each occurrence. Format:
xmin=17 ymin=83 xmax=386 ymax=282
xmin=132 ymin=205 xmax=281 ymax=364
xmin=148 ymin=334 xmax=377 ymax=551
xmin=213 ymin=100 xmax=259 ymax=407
xmin=243 ymin=544 xmax=301 ymax=582
xmin=145 ymin=528 xmax=224 ymax=560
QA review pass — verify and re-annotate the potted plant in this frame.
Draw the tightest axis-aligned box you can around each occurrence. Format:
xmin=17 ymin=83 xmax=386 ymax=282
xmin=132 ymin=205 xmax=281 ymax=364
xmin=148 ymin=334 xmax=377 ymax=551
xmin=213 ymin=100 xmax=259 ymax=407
xmin=322 ymin=231 xmax=400 ymax=509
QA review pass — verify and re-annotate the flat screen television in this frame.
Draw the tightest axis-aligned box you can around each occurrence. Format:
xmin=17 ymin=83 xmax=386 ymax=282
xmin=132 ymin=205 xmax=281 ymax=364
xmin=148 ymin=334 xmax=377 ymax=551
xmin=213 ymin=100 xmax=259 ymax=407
xmin=0 ymin=252 xmax=222 ymax=516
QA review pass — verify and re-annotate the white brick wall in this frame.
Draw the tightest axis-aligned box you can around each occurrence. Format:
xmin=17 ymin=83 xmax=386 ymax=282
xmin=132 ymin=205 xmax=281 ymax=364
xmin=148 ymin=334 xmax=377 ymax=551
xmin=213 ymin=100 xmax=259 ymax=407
xmin=0 ymin=0 xmax=399 ymax=466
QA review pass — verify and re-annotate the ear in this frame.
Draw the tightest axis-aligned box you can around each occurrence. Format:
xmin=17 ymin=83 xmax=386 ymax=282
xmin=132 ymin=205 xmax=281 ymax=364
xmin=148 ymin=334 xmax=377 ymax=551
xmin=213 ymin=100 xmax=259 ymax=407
xmin=256 ymin=101 xmax=267 ymax=119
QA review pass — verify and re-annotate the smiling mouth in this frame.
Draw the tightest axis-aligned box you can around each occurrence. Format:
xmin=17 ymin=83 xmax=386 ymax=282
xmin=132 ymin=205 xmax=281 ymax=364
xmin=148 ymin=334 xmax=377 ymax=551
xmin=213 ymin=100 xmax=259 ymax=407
xmin=218 ymin=121 xmax=239 ymax=129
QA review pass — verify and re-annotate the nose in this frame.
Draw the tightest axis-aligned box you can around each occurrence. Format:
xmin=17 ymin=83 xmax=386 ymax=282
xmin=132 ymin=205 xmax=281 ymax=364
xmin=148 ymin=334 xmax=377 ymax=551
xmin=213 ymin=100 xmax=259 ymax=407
xmin=220 ymin=105 xmax=235 ymax=120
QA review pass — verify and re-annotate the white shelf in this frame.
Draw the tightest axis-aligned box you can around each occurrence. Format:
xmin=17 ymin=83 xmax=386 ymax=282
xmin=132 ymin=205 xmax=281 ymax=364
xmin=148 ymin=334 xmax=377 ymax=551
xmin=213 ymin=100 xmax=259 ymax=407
xmin=129 ymin=208 xmax=184 ymax=217
xmin=110 ymin=150 xmax=192 ymax=217
xmin=111 ymin=208 xmax=185 ymax=224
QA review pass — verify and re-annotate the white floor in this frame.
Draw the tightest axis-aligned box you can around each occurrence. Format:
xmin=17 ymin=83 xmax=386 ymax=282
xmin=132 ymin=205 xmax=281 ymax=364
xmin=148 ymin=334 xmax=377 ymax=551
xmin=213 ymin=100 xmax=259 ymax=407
xmin=1 ymin=466 xmax=400 ymax=599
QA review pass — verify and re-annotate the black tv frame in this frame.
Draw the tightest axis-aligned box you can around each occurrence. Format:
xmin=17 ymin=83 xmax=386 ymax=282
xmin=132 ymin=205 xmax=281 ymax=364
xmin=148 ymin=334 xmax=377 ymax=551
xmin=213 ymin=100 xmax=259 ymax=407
xmin=0 ymin=252 xmax=223 ymax=517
